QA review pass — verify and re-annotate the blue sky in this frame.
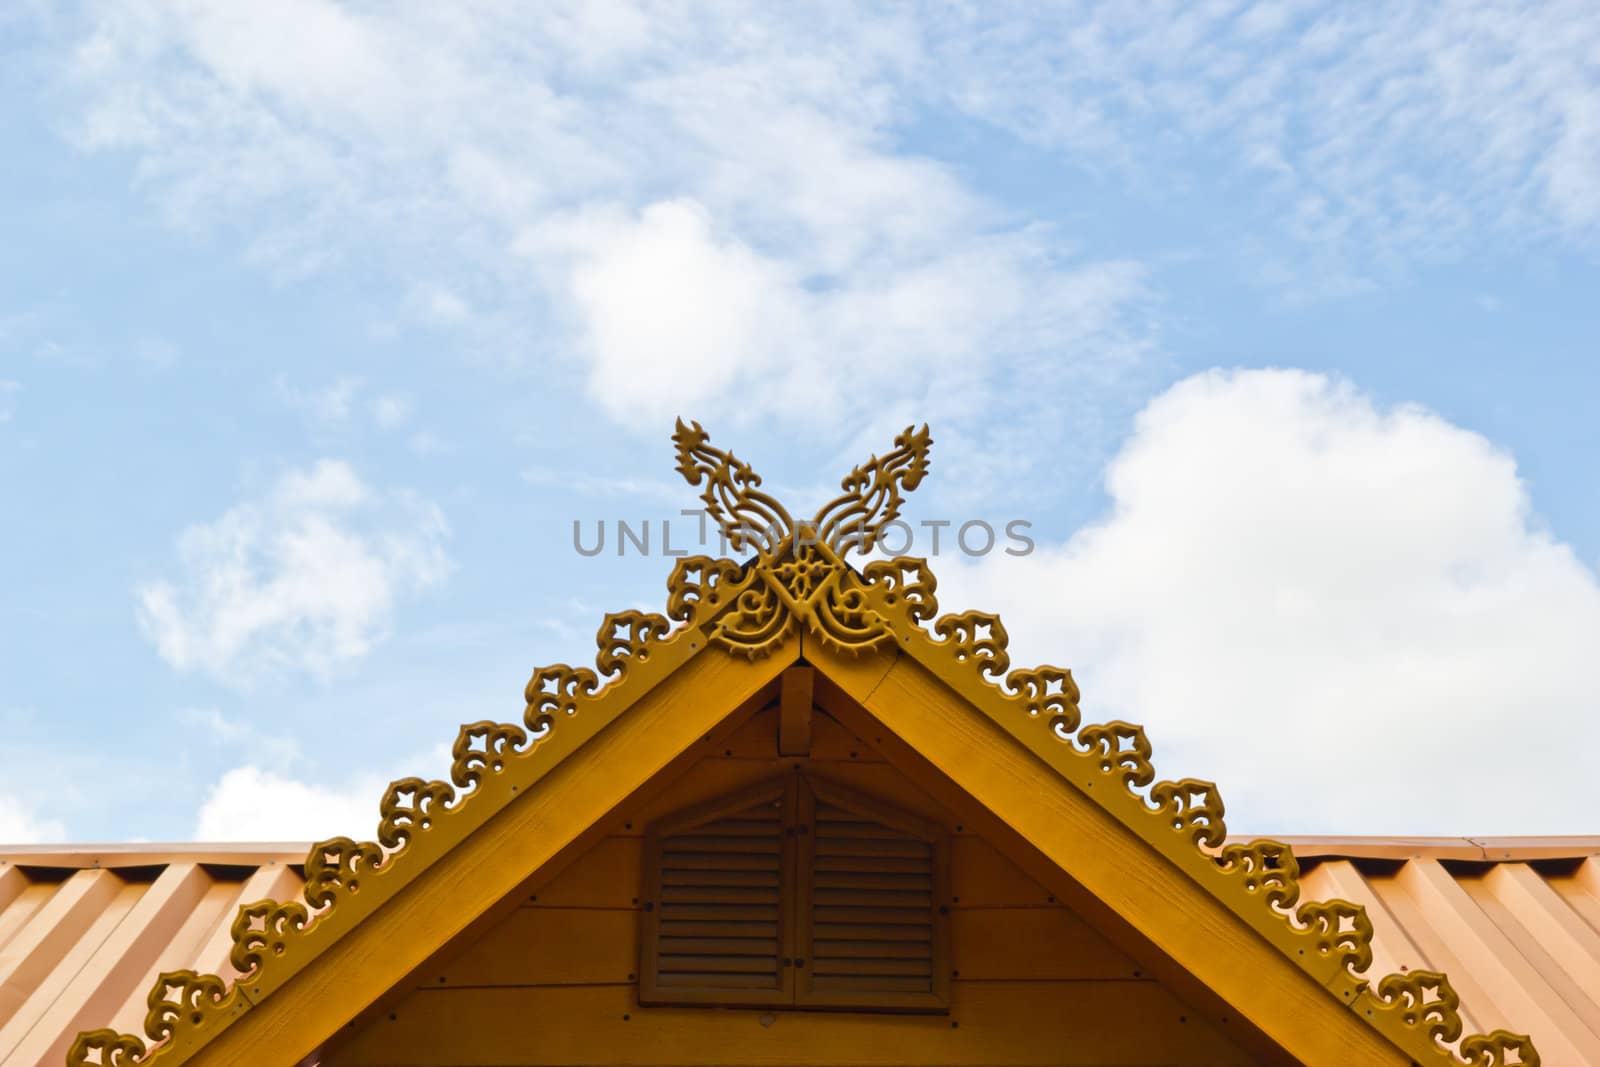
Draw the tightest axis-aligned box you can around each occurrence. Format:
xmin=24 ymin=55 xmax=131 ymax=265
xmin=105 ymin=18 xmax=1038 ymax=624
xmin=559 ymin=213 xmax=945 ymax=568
xmin=2 ymin=1 xmax=1597 ymax=842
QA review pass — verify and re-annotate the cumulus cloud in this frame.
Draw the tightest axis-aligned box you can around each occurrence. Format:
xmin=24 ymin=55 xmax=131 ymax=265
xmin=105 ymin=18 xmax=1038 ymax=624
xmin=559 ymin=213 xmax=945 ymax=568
xmin=938 ymin=369 xmax=1600 ymax=833
xmin=0 ymin=794 xmax=65 ymax=844
xmin=193 ymin=765 xmax=384 ymax=841
xmin=136 ymin=460 xmax=451 ymax=682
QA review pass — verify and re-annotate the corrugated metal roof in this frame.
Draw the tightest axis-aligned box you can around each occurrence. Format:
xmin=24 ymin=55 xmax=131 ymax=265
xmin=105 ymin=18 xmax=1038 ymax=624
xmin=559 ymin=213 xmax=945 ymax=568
xmin=1292 ymin=837 xmax=1600 ymax=1065
xmin=1 ymin=837 xmax=1596 ymax=1065
xmin=0 ymin=847 xmax=305 ymax=1067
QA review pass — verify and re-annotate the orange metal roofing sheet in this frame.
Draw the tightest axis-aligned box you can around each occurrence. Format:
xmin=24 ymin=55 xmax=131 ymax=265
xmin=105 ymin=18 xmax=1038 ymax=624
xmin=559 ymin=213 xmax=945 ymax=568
xmin=0 ymin=848 xmax=305 ymax=1067
xmin=1 ymin=837 xmax=1596 ymax=1065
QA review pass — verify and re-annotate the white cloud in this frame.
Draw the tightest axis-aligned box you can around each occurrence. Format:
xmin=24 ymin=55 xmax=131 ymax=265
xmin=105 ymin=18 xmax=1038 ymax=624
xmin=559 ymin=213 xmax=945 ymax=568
xmin=61 ymin=1 xmax=1146 ymax=442
xmin=136 ymin=459 xmax=452 ymax=682
xmin=928 ymin=2 xmax=1600 ymax=262
xmin=193 ymin=765 xmax=383 ymax=841
xmin=0 ymin=793 xmax=65 ymax=844
xmin=939 ymin=369 xmax=1600 ymax=834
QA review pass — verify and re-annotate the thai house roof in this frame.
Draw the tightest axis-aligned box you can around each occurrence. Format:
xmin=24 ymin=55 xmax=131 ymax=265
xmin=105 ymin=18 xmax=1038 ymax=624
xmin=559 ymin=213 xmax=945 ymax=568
xmin=4 ymin=421 xmax=1571 ymax=1065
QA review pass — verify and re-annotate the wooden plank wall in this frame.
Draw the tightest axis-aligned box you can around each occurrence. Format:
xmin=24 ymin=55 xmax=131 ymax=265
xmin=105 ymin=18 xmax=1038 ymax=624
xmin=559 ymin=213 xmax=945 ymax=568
xmin=330 ymin=707 xmax=1248 ymax=1067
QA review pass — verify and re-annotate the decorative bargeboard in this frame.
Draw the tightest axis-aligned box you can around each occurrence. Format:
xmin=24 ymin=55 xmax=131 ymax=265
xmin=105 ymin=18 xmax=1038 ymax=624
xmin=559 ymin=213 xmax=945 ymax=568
xmin=71 ymin=423 xmax=1539 ymax=1067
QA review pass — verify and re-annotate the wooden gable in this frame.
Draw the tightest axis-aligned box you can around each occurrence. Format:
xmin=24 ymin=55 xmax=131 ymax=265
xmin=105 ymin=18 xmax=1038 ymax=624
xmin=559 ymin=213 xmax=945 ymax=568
xmin=69 ymin=422 xmax=1541 ymax=1067
xmin=329 ymin=692 xmax=1255 ymax=1067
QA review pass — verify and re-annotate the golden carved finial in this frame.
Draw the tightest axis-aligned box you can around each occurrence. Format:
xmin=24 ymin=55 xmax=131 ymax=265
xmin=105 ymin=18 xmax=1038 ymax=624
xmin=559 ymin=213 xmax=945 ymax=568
xmin=667 ymin=421 xmax=936 ymax=657
xmin=672 ymin=418 xmax=932 ymax=558
xmin=813 ymin=423 xmax=932 ymax=555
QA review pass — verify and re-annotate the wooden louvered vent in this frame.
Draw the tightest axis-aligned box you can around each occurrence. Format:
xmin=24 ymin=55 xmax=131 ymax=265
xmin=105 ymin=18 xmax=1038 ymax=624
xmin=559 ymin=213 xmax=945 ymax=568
xmin=640 ymin=776 xmax=948 ymax=1012
xmin=798 ymin=779 xmax=948 ymax=1011
xmin=641 ymin=782 xmax=794 ymax=1005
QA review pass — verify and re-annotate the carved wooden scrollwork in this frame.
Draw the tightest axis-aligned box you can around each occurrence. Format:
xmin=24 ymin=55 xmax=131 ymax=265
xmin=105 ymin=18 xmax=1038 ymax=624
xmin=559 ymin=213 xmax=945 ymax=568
xmin=69 ymin=420 xmax=1541 ymax=1067
xmin=67 ymin=1030 xmax=146 ymax=1066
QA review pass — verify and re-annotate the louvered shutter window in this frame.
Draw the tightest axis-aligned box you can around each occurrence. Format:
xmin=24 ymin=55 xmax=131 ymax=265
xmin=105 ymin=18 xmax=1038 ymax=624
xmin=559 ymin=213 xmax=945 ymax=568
xmin=640 ymin=780 xmax=795 ymax=1006
xmin=797 ymin=778 xmax=949 ymax=1011
xmin=641 ymin=776 xmax=949 ymax=1012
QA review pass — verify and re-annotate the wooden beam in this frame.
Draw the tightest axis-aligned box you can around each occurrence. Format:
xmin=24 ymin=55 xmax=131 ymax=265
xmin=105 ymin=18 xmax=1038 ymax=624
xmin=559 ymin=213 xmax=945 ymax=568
xmin=809 ymin=643 xmax=1406 ymax=1067
xmin=778 ymin=666 xmax=813 ymax=757
xmin=191 ymin=645 xmax=798 ymax=1067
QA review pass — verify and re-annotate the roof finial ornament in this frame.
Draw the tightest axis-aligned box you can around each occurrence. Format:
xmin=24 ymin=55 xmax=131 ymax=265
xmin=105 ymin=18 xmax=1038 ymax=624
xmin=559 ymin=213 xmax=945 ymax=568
xmin=672 ymin=418 xmax=932 ymax=558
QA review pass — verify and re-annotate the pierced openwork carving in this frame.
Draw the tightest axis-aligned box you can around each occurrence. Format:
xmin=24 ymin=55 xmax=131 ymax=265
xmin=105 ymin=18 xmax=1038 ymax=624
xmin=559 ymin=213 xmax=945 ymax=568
xmin=144 ymin=973 xmax=229 ymax=1045
xmin=1364 ymin=972 xmax=1541 ymax=1066
xmin=598 ymin=610 xmax=673 ymax=675
xmin=228 ymin=899 xmax=311 ymax=977
xmin=450 ymin=720 xmax=529 ymax=789
xmin=67 ymin=1030 xmax=146 ymax=1066
xmin=910 ymin=593 xmax=1537 ymax=1064
xmin=1212 ymin=839 xmax=1300 ymax=912
xmin=71 ymin=420 xmax=1541 ymax=1067
xmin=662 ymin=420 xmax=943 ymax=657
xmin=377 ymin=779 xmax=456 ymax=851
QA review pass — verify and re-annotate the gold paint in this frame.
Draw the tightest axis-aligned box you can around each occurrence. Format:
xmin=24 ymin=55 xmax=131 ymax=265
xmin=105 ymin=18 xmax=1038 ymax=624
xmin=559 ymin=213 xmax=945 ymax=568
xmin=70 ymin=421 xmax=1540 ymax=1067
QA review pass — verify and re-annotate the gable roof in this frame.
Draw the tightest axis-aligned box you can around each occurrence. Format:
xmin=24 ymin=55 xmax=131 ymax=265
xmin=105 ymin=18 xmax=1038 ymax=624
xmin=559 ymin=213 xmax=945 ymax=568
xmin=7 ymin=839 xmax=1593 ymax=1064
xmin=62 ymin=423 xmax=1546 ymax=1066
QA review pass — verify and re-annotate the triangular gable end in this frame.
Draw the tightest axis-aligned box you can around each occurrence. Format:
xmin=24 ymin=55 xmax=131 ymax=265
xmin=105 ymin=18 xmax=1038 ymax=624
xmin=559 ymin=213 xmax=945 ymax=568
xmin=70 ymin=423 xmax=1541 ymax=1067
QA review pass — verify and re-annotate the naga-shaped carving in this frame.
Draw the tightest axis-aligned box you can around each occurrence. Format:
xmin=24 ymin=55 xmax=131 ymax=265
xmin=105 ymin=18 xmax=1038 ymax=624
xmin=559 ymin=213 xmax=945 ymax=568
xmin=666 ymin=420 xmax=940 ymax=656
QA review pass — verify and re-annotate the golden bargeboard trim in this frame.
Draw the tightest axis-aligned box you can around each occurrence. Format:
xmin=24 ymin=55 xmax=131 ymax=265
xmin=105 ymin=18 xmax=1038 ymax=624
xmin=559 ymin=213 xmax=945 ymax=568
xmin=71 ymin=423 xmax=1538 ymax=1067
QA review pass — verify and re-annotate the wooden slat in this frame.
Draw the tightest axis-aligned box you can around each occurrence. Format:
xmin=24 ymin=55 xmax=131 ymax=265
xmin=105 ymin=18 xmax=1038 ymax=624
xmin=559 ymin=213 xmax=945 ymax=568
xmin=433 ymin=907 xmax=637 ymax=988
xmin=814 ymin=856 xmax=932 ymax=876
xmin=658 ymin=955 xmax=779 ymax=975
xmin=329 ymin=980 xmax=1253 ymax=1066
xmin=808 ymin=974 xmax=934 ymax=993
xmin=658 ymin=938 xmax=778 ymax=956
xmin=667 ymin=835 xmax=781 ymax=852
xmin=660 ymin=885 xmax=780 ymax=904
xmin=814 ymin=889 xmax=931 ymax=908
xmin=655 ymin=920 xmax=776 ymax=939
xmin=810 ymin=957 xmax=933 ymax=977
xmin=654 ymin=972 xmax=778 ymax=989
xmin=813 ymin=922 xmax=931 ymax=942
xmin=806 ymin=906 xmax=930 ymax=926
xmin=813 ymin=939 xmax=930 ymax=960
xmin=949 ymin=837 xmax=1053 ymax=908
xmin=812 ymin=839 xmax=929 ymax=859
xmin=951 ymin=908 xmax=1139 ymax=981
xmin=660 ymin=868 xmax=777 ymax=887
xmin=529 ymin=836 xmax=641 ymax=909
xmin=661 ymin=851 xmax=779 ymax=871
